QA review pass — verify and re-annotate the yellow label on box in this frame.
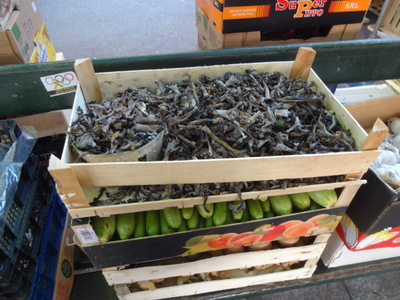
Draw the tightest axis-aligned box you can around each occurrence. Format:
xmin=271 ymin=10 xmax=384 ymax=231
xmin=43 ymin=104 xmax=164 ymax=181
xmin=223 ymin=5 xmax=271 ymax=20
xmin=30 ymin=22 xmax=56 ymax=63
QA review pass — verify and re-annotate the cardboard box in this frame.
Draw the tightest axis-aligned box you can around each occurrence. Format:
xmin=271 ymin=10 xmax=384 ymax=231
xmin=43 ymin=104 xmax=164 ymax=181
xmin=321 ymin=226 xmax=400 ymax=268
xmin=53 ymin=215 xmax=74 ymax=300
xmin=29 ymin=22 xmax=57 ymax=63
xmin=345 ymin=169 xmax=399 ymax=235
xmin=0 ymin=0 xmax=52 ymax=65
xmin=197 ymin=0 xmax=371 ymax=34
xmin=321 ymin=97 xmax=400 ymax=267
xmin=0 ymin=0 xmax=17 ymax=29
xmin=196 ymin=5 xmax=363 ymax=50
xmin=73 ymin=207 xmax=346 ymax=268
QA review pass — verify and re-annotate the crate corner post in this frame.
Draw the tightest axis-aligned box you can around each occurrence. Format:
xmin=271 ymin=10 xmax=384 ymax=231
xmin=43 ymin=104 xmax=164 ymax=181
xmin=48 ymin=154 xmax=90 ymax=208
xmin=74 ymin=58 xmax=103 ymax=102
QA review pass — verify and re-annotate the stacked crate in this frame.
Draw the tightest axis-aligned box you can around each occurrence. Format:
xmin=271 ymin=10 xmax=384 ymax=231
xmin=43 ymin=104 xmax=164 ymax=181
xmin=48 ymin=56 xmax=384 ymax=299
xmin=0 ymin=121 xmax=68 ymax=299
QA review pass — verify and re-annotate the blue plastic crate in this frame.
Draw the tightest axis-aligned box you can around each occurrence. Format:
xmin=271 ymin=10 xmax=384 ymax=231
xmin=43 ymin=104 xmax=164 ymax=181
xmin=29 ymin=188 xmax=67 ymax=300
xmin=0 ymin=159 xmax=58 ymax=299
xmin=0 ymin=155 xmax=40 ymax=260
xmin=0 ymin=120 xmax=21 ymax=161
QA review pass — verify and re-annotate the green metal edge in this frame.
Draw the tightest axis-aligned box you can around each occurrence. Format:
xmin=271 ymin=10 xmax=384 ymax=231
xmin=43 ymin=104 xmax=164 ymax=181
xmin=1 ymin=39 xmax=400 ymax=117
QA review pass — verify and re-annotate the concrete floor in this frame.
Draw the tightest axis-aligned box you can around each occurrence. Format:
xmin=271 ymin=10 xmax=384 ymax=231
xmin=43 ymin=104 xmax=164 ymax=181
xmin=36 ymin=0 xmax=198 ymax=60
xmin=35 ymin=1 xmax=400 ymax=299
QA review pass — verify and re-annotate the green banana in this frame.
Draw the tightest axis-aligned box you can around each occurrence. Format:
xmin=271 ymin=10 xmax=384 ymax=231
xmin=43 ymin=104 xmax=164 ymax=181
xmin=162 ymin=207 xmax=182 ymax=228
xmin=177 ymin=219 xmax=188 ymax=232
xmin=247 ymin=199 xmax=264 ymax=220
xmin=195 ymin=203 xmax=214 ymax=219
xmin=92 ymin=215 xmax=116 ymax=242
xmin=134 ymin=211 xmax=146 ymax=238
xmin=289 ymin=193 xmax=311 ymax=211
xmin=181 ymin=207 xmax=194 ymax=220
xmin=240 ymin=207 xmax=250 ymax=222
xmin=204 ymin=217 xmax=214 ymax=228
xmin=116 ymin=213 xmax=135 ymax=240
xmin=309 ymin=200 xmax=323 ymax=210
xmin=145 ymin=210 xmax=160 ymax=236
xmin=265 ymin=210 xmax=275 ymax=218
xmin=231 ymin=200 xmax=244 ymax=221
xmin=269 ymin=195 xmax=293 ymax=216
xmin=213 ymin=202 xmax=228 ymax=226
xmin=260 ymin=198 xmax=271 ymax=212
xmin=187 ymin=207 xmax=200 ymax=229
xmin=307 ymin=190 xmax=338 ymax=208
xmin=159 ymin=210 xmax=175 ymax=234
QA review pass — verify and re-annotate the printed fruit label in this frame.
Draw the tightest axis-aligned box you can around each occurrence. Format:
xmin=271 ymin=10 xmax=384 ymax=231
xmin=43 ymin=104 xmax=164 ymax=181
xmin=338 ymin=214 xmax=400 ymax=251
xmin=182 ymin=213 xmax=340 ymax=255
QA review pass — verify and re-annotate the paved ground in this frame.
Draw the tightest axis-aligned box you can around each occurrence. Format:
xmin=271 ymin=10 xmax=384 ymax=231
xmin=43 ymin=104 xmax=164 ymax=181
xmin=37 ymin=0 xmax=198 ymax=60
xmin=36 ymin=1 xmax=400 ymax=299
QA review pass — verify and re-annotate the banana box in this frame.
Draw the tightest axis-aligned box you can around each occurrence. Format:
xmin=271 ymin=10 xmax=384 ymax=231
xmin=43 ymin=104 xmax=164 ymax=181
xmin=322 ymin=169 xmax=400 ymax=267
xmin=72 ymin=207 xmax=347 ymax=269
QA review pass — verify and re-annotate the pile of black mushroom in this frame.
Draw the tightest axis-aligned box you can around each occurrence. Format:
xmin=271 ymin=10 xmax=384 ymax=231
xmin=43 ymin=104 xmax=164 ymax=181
xmin=70 ymin=70 xmax=355 ymax=161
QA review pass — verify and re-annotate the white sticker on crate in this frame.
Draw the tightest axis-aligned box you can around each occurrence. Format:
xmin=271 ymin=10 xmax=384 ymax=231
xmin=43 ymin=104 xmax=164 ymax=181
xmin=74 ymin=225 xmax=99 ymax=244
xmin=40 ymin=72 xmax=78 ymax=97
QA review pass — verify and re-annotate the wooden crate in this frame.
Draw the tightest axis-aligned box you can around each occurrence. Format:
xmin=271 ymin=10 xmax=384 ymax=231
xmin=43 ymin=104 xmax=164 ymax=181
xmin=369 ymin=0 xmax=384 ymax=15
xmin=67 ymin=177 xmax=364 ymax=219
xmin=71 ymin=180 xmax=363 ymax=268
xmin=103 ymin=234 xmax=331 ymax=300
xmin=12 ymin=109 xmax=71 ymax=138
xmin=368 ymin=0 xmax=400 ymax=38
xmin=48 ymin=60 xmax=384 ymax=214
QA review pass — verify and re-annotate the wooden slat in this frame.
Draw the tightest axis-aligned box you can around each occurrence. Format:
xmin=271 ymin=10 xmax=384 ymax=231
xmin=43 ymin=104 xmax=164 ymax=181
xmin=103 ymin=234 xmax=330 ymax=299
xmin=74 ymin=58 xmax=103 ymax=102
xmin=334 ymin=183 xmax=363 ymax=207
xmin=13 ymin=109 xmax=71 ymax=138
xmin=116 ymin=266 xmax=316 ymax=300
xmin=69 ymin=180 xmax=365 ymax=218
xmin=290 ymin=47 xmax=316 ymax=81
xmin=381 ymin=0 xmax=400 ymax=35
xmin=48 ymin=155 xmax=89 ymax=208
xmin=65 ymin=151 xmax=379 ymax=187
xmin=361 ymin=118 xmax=388 ymax=150
xmin=386 ymin=79 xmax=400 ymax=94
xmin=307 ymin=70 xmax=369 ymax=151
xmin=344 ymin=96 xmax=400 ymax=129
xmin=103 ymin=242 xmax=326 ymax=285
xmin=341 ymin=23 xmax=363 ymax=40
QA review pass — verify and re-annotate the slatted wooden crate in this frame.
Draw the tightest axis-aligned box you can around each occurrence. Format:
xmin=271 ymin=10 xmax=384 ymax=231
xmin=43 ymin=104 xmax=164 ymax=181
xmin=71 ymin=179 xmax=363 ymax=268
xmin=369 ymin=0 xmax=384 ymax=15
xmin=67 ymin=177 xmax=364 ymax=219
xmin=368 ymin=0 xmax=400 ymax=38
xmin=47 ymin=50 xmax=387 ymax=270
xmin=48 ymin=56 xmax=385 ymax=218
xmin=103 ymin=234 xmax=331 ymax=300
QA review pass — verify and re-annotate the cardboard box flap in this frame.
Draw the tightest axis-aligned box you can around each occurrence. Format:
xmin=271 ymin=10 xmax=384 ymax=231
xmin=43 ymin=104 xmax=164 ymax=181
xmin=346 ymin=169 xmax=398 ymax=234
xmin=371 ymin=201 xmax=400 ymax=233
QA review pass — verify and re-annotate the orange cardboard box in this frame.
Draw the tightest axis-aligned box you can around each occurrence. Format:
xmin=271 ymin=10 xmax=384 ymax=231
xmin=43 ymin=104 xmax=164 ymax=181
xmin=197 ymin=0 xmax=371 ymax=34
